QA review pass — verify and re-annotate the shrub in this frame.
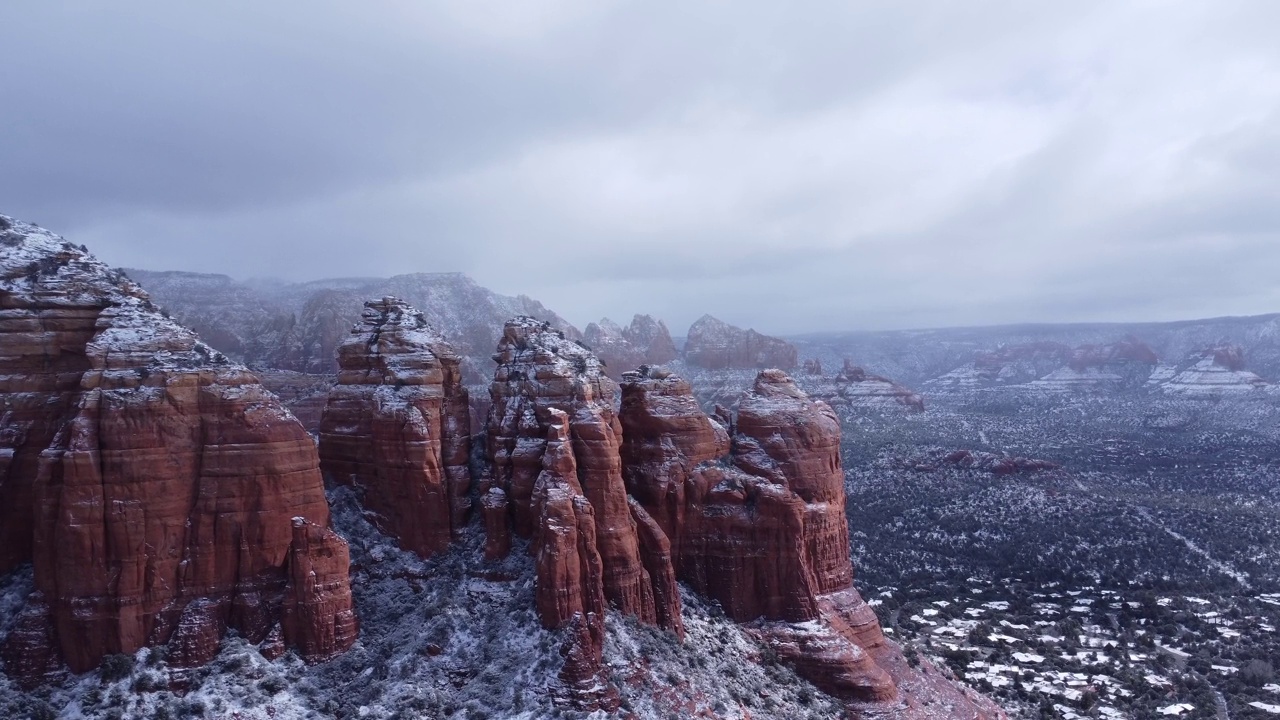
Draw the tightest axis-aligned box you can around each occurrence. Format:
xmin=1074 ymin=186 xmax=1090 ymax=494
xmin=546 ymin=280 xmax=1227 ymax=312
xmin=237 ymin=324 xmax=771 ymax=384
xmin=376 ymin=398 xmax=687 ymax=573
xmin=100 ymin=654 xmax=135 ymax=683
xmin=1241 ymin=659 xmax=1274 ymax=686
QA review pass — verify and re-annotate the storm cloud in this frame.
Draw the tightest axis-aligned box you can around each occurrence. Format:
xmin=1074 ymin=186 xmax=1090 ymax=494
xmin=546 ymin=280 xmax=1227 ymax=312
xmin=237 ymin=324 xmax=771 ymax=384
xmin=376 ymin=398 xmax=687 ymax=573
xmin=3 ymin=1 xmax=1279 ymax=334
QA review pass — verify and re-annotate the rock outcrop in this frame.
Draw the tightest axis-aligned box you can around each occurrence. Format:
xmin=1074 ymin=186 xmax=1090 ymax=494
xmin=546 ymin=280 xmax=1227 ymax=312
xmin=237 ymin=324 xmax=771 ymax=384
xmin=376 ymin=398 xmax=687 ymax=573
xmin=484 ymin=318 xmax=683 ymax=699
xmin=1161 ymin=345 xmax=1268 ymax=395
xmin=528 ymin=410 xmax=609 ymax=695
xmin=282 ymin=519 xmax=359 ymax=662
xmin=318 ymin=297 xmax=471 ymax=557
xmin=584 ymin=314 xmax=679 ymax=380
xmin=620 ymin=366 xmax=1003 ymax=717
xmin=0 ymin=215 xmax=356 ymax=681
xmin=683 ymin=314 xmax=797 ymax=370
xmin=623 ymin=314 xmax=678 ymax=365
xmin=804 ymin=360 xmax=925 ymax=412
xmin=905 ymin=449 xmax=1060 ymax=475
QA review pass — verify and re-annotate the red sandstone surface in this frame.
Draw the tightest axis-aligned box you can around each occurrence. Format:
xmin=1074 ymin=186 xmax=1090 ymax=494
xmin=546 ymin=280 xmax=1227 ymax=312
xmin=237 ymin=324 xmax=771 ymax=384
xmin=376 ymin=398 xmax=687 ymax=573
xmin=0 ymin=216 xmax=356 ymax=683
xmin=619 ymin=366 xmax=1005 ymax=717
xmin=318 ymin=297 xmax=472 ymax=557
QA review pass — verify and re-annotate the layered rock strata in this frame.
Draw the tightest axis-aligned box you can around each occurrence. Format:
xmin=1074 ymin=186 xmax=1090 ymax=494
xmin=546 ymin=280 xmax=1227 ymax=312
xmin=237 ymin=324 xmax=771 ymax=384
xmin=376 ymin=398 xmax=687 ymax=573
xmin=318 ymin=297 xmax=471 ymax=557
xmin=619 ymin=366 xmax=1002 ymax=716
xmin=683 ymin=314 xmax=797 ymax=370
xmin=804 ymin=360 xmax=926 ymax=412
xmin=0 ymin=215 xmax=356 ymax=682
xmin=1162 ymin=345 xmax=1268 ymax=395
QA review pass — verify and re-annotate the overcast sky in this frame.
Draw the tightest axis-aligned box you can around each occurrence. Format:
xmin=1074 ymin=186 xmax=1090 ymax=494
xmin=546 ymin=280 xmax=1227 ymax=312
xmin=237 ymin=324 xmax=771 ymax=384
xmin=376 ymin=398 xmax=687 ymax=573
xmin=3 ymin=2 xmax=1279 ymax=335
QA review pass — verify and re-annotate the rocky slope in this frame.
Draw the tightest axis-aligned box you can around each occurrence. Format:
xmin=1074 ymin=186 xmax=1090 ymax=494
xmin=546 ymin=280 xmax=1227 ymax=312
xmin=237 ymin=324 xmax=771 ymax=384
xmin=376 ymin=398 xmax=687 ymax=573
xmin=317 ymin=297 xmax=472 ymax=558
xmin=0 ymin=215 xmax=356 ymax=684
xmin=684 ymin=314 xmax=798 ymax=371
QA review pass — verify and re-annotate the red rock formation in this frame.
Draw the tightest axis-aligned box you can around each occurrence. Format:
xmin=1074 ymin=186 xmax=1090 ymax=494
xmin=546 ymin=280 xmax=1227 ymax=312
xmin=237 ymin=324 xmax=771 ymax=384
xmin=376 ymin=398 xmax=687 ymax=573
xmin=1161 ymin=344 xmax=1266 ymax=394
xmin=166 ymin=599 xmax=226 ymax=670
xmin=974 ymin=341 xmax=1072 ymax=374
xmin=318 ymin=297 xmax=472 ymax=557
xmin=282 ymin=518 xmax=359 ymax=662
xmin=803 ymin=358 xmax=824 ymax=375
xmin=486 ymin=318 xmax=678 ymax=632
xmin=618 ymin=367 xmax=729 ymax=560
xmin=623 ymin=314 xmax=678 ymax=365
xmin=628 ymin=498 xmax=685 ymax=639
xmin=681 ymin=464 xmax=824 ymax=622
xmin=620 ymin=367 xmax=1003 ymax=716
xmin=0 ymin=215 xmax=356 ymax=679
xmin=1212 ymin=345 xmax=1247 ymax=371
xmin=530 ymin=412 xmax=605 ymax=628
xmin=0 ymin=592 xmax=62 ymax=688
xmin=683 ymin=314 xmax=798 ymax=370
xmin=528 ymin=410 xmax=611 ymax=701
xmin=734 ymin=370 xmax=854 ymax=594
xmin=584 ymin=314 xmax=680 ymax=380
xmin=481 ymin=488 xmax=512 ymax=561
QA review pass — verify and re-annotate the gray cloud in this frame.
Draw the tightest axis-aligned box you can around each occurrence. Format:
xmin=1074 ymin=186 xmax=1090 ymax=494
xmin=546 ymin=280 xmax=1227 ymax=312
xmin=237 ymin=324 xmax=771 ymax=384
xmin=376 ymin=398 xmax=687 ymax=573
xmin=3 ymin=1 xmax=1278 ymax=336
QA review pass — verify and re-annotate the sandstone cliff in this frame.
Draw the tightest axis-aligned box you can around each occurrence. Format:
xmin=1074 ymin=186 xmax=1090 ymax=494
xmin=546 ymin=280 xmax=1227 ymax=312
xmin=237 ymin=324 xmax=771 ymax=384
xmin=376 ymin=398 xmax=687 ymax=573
xmin=619 ymin=365 xmax=1003 ymax=717
xmin=0 ymin=215 xmax=356 ymax=683
xmin=484 ymin=318 xmax=684 ymax=700
xmin=683 ymin=314 xmax=798 ymax=370
xmin=318 ymin=297 xmax=471 ymax=557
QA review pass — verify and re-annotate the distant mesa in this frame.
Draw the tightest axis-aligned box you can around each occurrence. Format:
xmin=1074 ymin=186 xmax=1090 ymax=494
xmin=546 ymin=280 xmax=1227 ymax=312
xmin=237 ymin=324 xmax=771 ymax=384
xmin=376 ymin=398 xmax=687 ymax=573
xmin=1161 ymin=344 xmax=1267 ymax=395
xmin=683 ymin=314 xmax=798 ymax=370
xmin=802 ymin=359 xmax=926 ymax=412
xmin=930 ymin=337 xmax=1162 ymax=393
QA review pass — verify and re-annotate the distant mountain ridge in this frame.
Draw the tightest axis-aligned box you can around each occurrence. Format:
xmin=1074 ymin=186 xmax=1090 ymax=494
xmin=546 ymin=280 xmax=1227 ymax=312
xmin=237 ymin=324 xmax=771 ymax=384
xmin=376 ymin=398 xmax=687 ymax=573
xmin=126 ymin=269 xmax=582 ymax=384
xmin=791 ymin=314 xmax=1280 ymax=388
